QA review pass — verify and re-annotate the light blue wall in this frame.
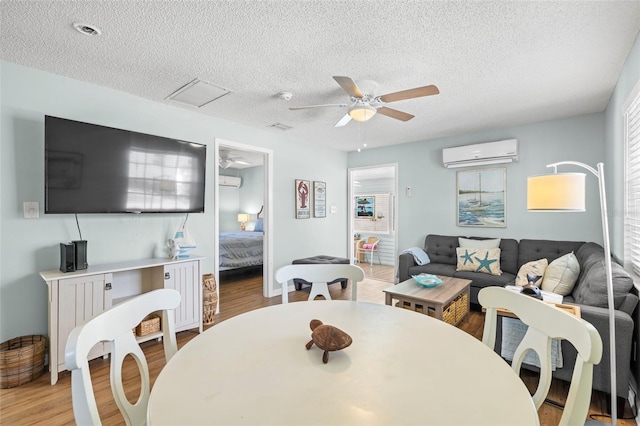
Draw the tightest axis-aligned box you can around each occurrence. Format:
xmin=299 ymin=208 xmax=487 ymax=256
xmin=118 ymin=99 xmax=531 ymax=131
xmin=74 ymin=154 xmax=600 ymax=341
xmin=605 ymin=30 xmax=640 ymax=259
xmin=219 ymin=166 xmax=265 ymax=232
xmin=0 ymin=61 xmax=348 ymax=341
xmin=348 ymin=113 xmax=606 ymax=253
xmin=239 ymin=166 xmax=264 ymax=229
xmin=219 ymin=173 xmax=241 ymax=233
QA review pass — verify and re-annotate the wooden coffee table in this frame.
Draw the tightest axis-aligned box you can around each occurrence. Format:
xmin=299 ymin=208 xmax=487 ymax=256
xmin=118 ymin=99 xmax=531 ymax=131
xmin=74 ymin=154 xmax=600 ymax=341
xmin=384 ymin=276 xmax=472 ymax=326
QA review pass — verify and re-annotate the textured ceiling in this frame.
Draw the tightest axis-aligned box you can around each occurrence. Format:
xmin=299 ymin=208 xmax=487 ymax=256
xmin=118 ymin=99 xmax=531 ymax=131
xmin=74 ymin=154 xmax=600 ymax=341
xmin=1 ymin=1 xmax=639 ymax=152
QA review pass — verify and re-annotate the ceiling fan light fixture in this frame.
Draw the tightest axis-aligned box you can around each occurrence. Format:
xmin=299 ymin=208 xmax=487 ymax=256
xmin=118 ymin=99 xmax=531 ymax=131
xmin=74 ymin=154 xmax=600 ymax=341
xmin=349 ymin=104 xmax=376 ymax=122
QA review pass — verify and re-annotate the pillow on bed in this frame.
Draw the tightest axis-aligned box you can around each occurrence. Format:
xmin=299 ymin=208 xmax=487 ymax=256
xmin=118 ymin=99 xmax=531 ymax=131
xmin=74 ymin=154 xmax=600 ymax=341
xmin=254 ymin=218 xmax=264 ymax=232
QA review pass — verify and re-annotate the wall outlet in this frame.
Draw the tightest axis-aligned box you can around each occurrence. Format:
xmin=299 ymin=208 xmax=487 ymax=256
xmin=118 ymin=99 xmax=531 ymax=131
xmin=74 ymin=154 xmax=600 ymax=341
xmin=406 ymin=186 xmax=412 ymax=197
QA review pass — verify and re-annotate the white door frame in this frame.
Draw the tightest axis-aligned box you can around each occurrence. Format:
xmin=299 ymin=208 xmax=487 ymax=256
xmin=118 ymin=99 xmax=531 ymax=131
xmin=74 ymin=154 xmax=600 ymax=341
xmin=348 ymin=163 xmax=399 ymax=273
xmin=214 ymin=138 xmax=274 ymax=299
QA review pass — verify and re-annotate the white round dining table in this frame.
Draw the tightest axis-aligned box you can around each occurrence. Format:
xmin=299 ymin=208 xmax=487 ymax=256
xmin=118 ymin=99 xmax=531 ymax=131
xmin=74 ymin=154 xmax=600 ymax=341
xmin=148 ymin=301 xmax=538 ymax=425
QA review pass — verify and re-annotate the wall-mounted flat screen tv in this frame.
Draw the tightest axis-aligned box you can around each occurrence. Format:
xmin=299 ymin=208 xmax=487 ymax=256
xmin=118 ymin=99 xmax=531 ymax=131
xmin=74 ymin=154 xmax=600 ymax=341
xmin=45 ymin=116 xmax=206 ymax=214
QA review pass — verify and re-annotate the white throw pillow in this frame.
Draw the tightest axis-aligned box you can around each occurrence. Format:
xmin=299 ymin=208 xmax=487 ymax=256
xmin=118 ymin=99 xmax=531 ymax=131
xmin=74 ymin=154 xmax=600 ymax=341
xmin=541 ymin=252 xmax=580 ymax=296
xmin=515 ymin=258 xmax=548 ymax=286
xmin=458 ymin=237 xmax=501 ymax=249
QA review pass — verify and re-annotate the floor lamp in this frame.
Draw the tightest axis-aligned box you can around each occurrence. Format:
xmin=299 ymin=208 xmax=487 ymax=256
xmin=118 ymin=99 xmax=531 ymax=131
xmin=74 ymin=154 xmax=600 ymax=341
xmin=527 ymin=161 xmax=617 ymax=425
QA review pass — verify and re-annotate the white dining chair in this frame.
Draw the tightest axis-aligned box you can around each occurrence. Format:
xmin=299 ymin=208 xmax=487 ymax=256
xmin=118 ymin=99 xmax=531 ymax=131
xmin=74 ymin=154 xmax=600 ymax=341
xmin=478 ymin=286 xmax=602 ymax=426
xmin=64 ymin=288 xmax=181 ymax=426
xmin=276 ymin=264 xmax=365 ymax=303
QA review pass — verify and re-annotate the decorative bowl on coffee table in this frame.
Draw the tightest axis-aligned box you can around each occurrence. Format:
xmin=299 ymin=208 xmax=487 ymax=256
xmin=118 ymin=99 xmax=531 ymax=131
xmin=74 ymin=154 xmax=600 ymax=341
xmin=411 ymin=274 xmax=443 ymax=288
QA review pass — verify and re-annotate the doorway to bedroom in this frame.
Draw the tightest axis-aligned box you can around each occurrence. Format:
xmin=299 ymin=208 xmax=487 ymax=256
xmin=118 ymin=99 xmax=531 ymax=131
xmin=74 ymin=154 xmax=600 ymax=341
xmin=214 ymin=139 xmax=273 ymax=305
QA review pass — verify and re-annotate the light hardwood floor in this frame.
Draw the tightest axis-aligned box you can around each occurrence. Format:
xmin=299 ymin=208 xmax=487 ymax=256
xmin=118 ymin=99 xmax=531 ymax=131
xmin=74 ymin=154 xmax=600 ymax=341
xmin=0 ymin=267 xmax=635 ymax=425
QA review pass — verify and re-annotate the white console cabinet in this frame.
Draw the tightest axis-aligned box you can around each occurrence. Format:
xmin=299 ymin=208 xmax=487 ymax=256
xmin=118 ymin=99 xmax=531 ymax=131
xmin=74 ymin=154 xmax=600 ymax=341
xmin=40 ymin=256 xmax=203 ymax=385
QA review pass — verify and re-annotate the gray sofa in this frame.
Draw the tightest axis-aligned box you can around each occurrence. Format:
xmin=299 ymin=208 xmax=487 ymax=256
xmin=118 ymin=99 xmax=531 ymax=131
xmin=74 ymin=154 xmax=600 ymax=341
xmin=398 ymin=234 xmax=638 ymax=406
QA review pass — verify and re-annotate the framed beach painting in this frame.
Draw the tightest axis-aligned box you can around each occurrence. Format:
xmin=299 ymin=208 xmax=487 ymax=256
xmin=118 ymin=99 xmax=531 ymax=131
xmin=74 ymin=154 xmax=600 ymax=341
xmin=457 ymin=168 xmax=506 ymax=227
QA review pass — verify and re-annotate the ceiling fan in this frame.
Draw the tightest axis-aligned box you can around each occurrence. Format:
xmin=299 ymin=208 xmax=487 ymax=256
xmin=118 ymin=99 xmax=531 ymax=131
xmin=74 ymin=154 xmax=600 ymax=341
xmin=219 ymin=151 xmax=251 ymax=169
xmin=289 ymin=76 xmax=439 ymax=127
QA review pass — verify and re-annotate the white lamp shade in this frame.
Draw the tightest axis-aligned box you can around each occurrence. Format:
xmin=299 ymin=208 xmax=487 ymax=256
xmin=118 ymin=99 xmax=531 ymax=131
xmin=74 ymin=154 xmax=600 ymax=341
xmin=527 ymin=173 xmax=586 ymax=211
xmin=237 ymin=213 xmax=250 ymax=223
xmin=349 ymin=105 xmax=376 ymax=122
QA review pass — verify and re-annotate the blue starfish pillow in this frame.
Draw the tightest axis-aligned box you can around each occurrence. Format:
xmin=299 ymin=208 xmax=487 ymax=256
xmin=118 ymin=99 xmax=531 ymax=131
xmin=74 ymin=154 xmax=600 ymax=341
xmin=455 ymin=247 xmax=503 ymax=276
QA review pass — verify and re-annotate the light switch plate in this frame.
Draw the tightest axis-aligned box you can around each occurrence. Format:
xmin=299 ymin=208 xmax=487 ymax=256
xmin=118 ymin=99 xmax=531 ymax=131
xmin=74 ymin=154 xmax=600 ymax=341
xmin=23 ymin=201 xmax=39 ymax=219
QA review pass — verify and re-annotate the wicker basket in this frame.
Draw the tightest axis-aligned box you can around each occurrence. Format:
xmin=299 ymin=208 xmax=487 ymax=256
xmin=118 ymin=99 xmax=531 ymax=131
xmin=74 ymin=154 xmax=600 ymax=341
xmin=442 ymin=304 xmax=456 ymax=325
xmin=203 ymin=274 xmax=218 ymax=326
xmin=455 ymin=293 xmax=469 ymax=322
xmin=0 ymin=335 xmax=46 ymax=388
xmin=136 ymin=315 xmax=161 ymax=337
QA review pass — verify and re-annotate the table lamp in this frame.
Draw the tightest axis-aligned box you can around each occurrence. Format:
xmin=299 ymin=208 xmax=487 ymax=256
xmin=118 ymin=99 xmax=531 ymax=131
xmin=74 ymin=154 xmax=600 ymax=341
xmin=237 ymin=213 xmax=250 ymax=231
xmin=528 ymin=161 xmax=617 ymax=425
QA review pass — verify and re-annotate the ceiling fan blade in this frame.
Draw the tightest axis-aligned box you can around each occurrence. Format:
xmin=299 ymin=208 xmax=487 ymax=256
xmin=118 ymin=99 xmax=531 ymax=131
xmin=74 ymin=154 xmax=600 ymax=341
xmin=333 ymin=76 xmax=364 ymax=98
xmin=289 ymin=103 xmax=347 ymax=111
xmin=334 ymin=114 xmax=352 ymax=128
xmin=379 ymin=85 xmax=440 ymax=103
xmin=377 ymin=106 xmax=415 ymax=122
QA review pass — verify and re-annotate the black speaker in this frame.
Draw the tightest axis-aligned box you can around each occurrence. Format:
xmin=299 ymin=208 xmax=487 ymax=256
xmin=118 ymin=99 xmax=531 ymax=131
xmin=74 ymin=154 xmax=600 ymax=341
xmin=59 ymin=243 xmax=75 ymax=273
xmin=72 ymin=240 xmax=88 ymax=270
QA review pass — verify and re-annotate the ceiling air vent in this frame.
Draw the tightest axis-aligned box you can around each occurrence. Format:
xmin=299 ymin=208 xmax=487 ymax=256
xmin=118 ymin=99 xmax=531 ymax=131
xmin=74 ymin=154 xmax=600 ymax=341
xmin=267 ymin=122 xmax=293 ymax=131
xmin=166 ymin=78 xmax=232 ymax=108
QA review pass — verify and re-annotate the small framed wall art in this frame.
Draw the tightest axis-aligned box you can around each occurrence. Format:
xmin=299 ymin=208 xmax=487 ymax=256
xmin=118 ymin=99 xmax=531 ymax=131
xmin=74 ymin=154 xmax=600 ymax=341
xmin=313 ymin=181 xmax=326 ymax=218
xmin=355 ymin=196 xmax=375 ymax=218
xmin=295 ymin=179 xmax=311 ymax=219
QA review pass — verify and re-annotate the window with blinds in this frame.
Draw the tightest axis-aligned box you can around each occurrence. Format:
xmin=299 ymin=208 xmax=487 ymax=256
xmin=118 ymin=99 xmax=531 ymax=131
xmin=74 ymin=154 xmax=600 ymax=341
xmin=624 ymin=83 xmax=640 ymax=277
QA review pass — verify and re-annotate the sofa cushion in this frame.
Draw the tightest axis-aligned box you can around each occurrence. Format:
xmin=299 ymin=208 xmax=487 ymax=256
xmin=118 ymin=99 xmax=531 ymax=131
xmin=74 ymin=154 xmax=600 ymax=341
xmin=572 ymin=252 xmax=635 ymax=310
xmin=456 ymin=247 xmax=502 ymax=275
xmin=407 ymin=263 xmax=457 ymax=278
xmin=518 ymin=239 xmax=584 ymax=269
xmin=515 ymin=258 xmax=548 ymax=286
xmin=541 ymin=252 xmax=580 ymax=295
xmin=575 ymin=242 xmax=603 ymax=266
xmin=424 ymin=234 xmax=459 ymax=265
xmin=574 ymin=242 xmax=605 ymax=282
xmin=453 ymin=270 xmax=516 ymax=288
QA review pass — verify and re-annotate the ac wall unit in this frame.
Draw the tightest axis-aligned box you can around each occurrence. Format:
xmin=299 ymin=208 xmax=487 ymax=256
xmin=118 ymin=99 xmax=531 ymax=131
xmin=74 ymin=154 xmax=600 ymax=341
xmin=442 ymin=139 xmax=519 ymax=168
xmin=219 ymin=175 xmax=242 ymax=188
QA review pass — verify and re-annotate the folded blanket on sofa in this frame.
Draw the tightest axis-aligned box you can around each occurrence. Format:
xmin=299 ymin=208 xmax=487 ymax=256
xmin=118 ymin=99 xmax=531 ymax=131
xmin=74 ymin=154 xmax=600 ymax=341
xmin=501 ymin=317 xmax=563 ymax=370
xmin=401 ymin=247 xmax=431 ymax=265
